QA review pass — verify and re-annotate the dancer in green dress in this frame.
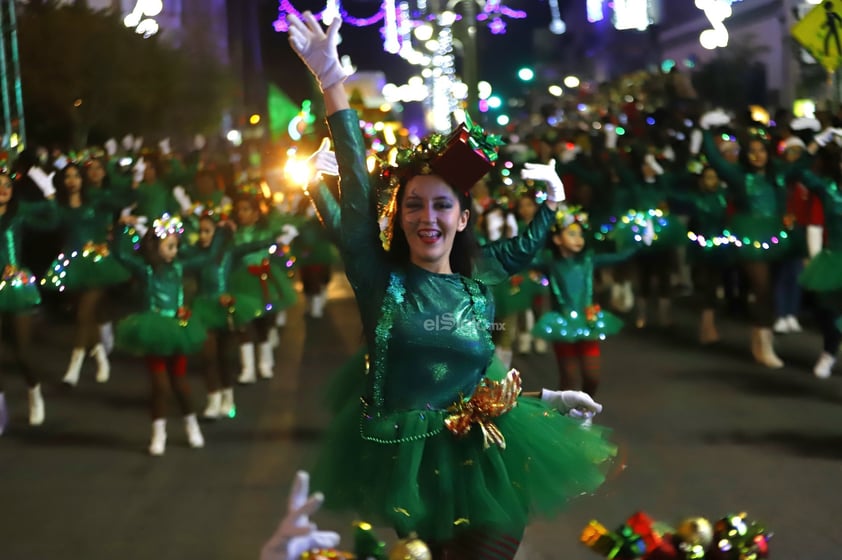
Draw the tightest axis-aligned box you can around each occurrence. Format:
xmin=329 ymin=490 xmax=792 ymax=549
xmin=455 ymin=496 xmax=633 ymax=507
xmin=288 ymin=13 xmax=616 ymax=558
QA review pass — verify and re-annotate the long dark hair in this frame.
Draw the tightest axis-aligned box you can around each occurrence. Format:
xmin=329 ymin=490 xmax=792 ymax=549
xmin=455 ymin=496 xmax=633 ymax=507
xmin=387 ymin=177 xmax=480 ymax=277
xmin=55 ymin=162 xmax=87 ymax=207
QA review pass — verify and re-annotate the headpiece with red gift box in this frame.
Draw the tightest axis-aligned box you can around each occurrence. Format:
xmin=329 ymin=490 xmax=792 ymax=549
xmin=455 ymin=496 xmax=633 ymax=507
xmin=376 ymin=113 xmax=504 ymax=251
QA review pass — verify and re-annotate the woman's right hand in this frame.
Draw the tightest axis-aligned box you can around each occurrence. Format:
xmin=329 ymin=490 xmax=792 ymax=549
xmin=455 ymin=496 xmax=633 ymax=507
xmin=287 ymin=12 xmax=346 ymax=92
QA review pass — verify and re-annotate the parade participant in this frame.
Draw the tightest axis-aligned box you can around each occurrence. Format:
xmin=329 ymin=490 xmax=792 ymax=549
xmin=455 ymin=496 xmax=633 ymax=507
xmin=113 ymin=213 xmax=216 ymax=456
xmin=0 ymin=165 xmax=58 ymax=434
xmin=187 ymin=209 xmax=267 ymax=418
xmin=700 ymin=110 xmax=806 ymax=368
xmin=514 ymin=192 xmax=550 ymax=355
xmin=792 ymin=144 xmax=842 ymax=378
xmin=532 ymin=206 xmax=646 ymax=396
xmin=228 ymin=184 xmax=299 ymax=383
xmin=42 ymin=162 xmax=135 ymax=386
xmin=288 ymin=13 xmax=615 ymax=558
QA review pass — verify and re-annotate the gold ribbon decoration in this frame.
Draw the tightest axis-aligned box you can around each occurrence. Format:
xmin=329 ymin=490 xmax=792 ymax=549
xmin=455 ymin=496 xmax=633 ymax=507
xmin=445 ymin=369 xmax=522 ymax=449
xmin=81 ymin=241 xmax=110 ymax=259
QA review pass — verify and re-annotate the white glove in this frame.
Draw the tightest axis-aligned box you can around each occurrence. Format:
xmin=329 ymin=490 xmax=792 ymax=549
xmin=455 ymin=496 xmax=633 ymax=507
xmin=307 ymin=137 xmax=338 ymax=178
xmin=105 ymin=138 xmax=118 ymax=157
xmin=506 ymin=212 xmax=519 ymax=238
xmin=521 ymin=158 xmax=565 ymax=203
xmin=27 ymin=166 xmax=56 ymax=198
xmin=604 ymin=124 xmax=618 ymax=150
xmin=172 ymin=185 xmax=193 ymax=212
xmin=540 ymin=389 xmax=603 ymax=417
xmin=689 ymin=129 xmax=703 ymax=155
xmin=661 ymin=145 xmax=675 ymax=162
xmin=813 ymin=127 xmax=841 ymax=148
xmin=643 ymin=154 xmax=664 ymax=176
xmin=807 ymin=225 xmax=824 ymax=258
xmin=642 ymin=218 xmax=655 ymax=247
xmin=486 ymin=211 xmax=504 ymax=242
xmin=133 ymin=158 xmax=146 ymax=184
xmin=277 ymin=224 xmax=300 ymax=246
xmin=260 ymin=471 xmax=341 ymax=560
xmin=158 ymin=138 xmax=171 ymax=156
xmin=194 ymin=133 xmax=207 ymax=150
xmin=560 ymin=144 xmax=580 ymax=164
xmin=53 ymin=154 xmax=69 ymax=171
xmin=121 ymin=134 xmax=135 ymax=151
xmin=133 ymin=136 xmax=144 ymax=153
xmin=287 ymin=12 xmax=347 ymax=92
xmin=791 ymin=117 xmax=821 ymax=132
xmin=698 ymin=109 xmax=731 ymax=130
xmin=134 ymin=216 xmax=149 ymax=237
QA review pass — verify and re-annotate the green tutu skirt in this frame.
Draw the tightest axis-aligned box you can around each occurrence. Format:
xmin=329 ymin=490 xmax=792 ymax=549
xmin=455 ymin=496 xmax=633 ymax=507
xmin=229 ymin=261 xmax=298 ymax=315
xmin=532 ymin=308 xmax=623 ymax=342
xmin=0 ymin=267 xmax=41 ymax=312
xmin=313 ymin=385 xmax=616 ymax=542
xmin=492 ymin=273 xmax=547 ymax=318
xmin=42 ymin=249 xmax=130 ymax=291
xmin=191 ymin=293 xmax=265 ymax=331
xmin=612 ymin=210 xmax=687 ymax=251
xmin=116 ymin=311 xmax=207 ymax=356
xmin=800 ymin=250 xmax=842 ymax=292
xmin=726 ymin=215 xmax=791 ymax=261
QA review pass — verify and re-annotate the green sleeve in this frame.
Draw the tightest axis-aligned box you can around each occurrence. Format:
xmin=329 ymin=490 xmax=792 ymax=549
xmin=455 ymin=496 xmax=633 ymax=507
xmin=112 ymin=228 xmax=148 ymax=275
xmin=309 ymin=181 xmax=341 ymax=243
xmin=106 ymin=159 xmax=133 ymax=190
xmin=593 ymin=247 xmax=636 ymax=269
xmin=328 ymin=109 xmax=387 ymax=298
xmin=559 ymin=158 xmax=603 ymax=187
xmin=478 ymin=202 xmax=554 ymax=278
xmin=701 ymin=131 xmax=745 ymax=189
xmin=180 ymin=228 xmax=225 ymax=271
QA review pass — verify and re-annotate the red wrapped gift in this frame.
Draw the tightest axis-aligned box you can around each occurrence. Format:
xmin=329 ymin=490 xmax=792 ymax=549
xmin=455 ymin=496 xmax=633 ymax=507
xmin=626 ymin=511 xmax=662 ymax=551
xmin=430 ymin=124 xmax=495 ymax=193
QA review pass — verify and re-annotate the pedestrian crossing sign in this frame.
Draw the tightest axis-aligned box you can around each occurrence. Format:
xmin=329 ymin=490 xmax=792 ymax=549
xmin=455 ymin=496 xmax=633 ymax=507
xmin=792 ymin=0 xmax=842 ymax=71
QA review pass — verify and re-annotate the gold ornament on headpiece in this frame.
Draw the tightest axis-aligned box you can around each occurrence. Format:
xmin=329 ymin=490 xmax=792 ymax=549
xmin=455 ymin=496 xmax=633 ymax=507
xmin=376 ymin=114 xmax=504 ymax=251
xmin=152 ymin=213 xmax=184 ymax=239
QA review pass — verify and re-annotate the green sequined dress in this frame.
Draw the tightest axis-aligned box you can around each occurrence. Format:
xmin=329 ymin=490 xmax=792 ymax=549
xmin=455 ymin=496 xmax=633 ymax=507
xmin=42 ymin=187 xmax=135 ymax=291
xmin=312 ymin=110 xmax=616 ymax=543
xmin=532 ymin=250 xmax=628 ymax=341
xmin=0 ymin=200 xmax=58 ymax=312
xmin=112 ymin=231 xmax=215 ymax=356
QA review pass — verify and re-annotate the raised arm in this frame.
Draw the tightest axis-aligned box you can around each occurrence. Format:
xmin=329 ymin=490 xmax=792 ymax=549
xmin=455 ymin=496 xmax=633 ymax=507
xmin=701 ymin=130 xmax=745 ymax=189
xmin=111 ymin=227 xmax=148 ymax=276
xmin=479 ymin=202 xmax=554 ymax=276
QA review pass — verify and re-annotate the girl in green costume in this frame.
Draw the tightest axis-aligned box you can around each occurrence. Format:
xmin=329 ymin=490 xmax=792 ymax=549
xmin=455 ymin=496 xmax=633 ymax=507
xmin=0 ymin=165 xmax=59 ymax=434
xmin=288 ymin=13 xmax=616 ymax=558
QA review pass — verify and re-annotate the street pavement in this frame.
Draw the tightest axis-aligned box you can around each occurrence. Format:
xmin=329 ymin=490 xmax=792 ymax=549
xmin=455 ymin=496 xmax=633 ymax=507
xmin=1 ymin=274 xmax=841 ymax=559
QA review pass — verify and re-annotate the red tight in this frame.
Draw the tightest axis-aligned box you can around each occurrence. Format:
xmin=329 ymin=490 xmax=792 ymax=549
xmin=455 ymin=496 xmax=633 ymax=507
xmin=553 ymin=341 xmax=601 ymax=396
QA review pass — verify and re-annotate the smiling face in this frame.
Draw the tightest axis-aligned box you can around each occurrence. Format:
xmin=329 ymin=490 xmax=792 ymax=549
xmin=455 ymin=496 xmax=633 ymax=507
xmin=0 ymin=173 xmax=12 ymax=205
xmin=399 ymin=174 xmax=470 ymax=274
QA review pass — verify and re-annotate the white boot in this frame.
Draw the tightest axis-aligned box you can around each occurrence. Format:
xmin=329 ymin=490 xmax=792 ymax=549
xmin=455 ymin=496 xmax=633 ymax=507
xmin=275 ymin=311 xmax=287 ymax=327
xmin=184 ymin=414 xmax=204 ymax=448
xmin=258 ymin=341 xmax=275 ymax=379
xmin=28 ymin=384 xmax=44 ymax=426
xmin=786 ymin=315 xmax=803 ymax=333
xmin=237 ymin=343 xmax=256 ymax=384
xmin=310 ymin=294 xmax=326 ymax=318
xmin=63 ymin=347 xmax=86 ymax=386
xmin=91 ymin=343 xmax=110 ymax=383
xmin=203 ymin=391 xmax=222 ymax=419
xmin=149 ymin=419 xmax=166 ymax=456
xmin=756 ymin=328 xmax=784 ymax=369
xmin=772 ymin=317 xmax=790 ymax=334
xmin=220 ymin=388 xmax=236 ymax=418
xmin=0 ymin=393 xmax=7 ymax=435
xmin=495 ymin=347 xmax=513 ymax=368
xmin=610 ymin=283 xmax=624 ymax=311
xmin=99 ymin=322 xmax=114 ymax=355
xmin=534 ymin=337 xmax=549 ymax=354
xmin=813 ymin=352 xmax=836 ymax=379
xmin=620 ymin=281 xmax=635 ymax=313
xmin=267 ymin=326 xmax=280 ymax=349
xmin=517 ymin=333 xmax=532 ymax=354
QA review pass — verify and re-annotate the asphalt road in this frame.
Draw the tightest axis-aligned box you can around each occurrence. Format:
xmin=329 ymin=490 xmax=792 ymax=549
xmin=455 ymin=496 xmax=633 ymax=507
xmin=1 ymin=274 xmax=840 ymax=559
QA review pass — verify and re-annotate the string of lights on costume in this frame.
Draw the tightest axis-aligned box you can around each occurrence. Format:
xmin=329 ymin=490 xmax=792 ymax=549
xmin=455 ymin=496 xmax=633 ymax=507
xmin=310 ymin=108 xmax=615 ymax=544
xmin=0 ymin=178 xmax=58 ymax=312
xmin=112 ymin=214 xmax=217 ymax=357
xmin=580 ymin=510 xmax=770 ymax=560
xmin=701 ymin=130 xmax=797 ymax=261
xmin=41 ymin=179 xmax=136 ymax=292
xmin=532 ymin=207 xmax=629 ymax=342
